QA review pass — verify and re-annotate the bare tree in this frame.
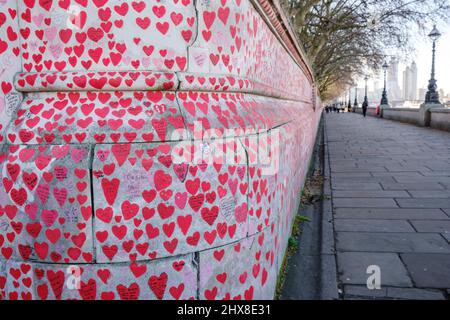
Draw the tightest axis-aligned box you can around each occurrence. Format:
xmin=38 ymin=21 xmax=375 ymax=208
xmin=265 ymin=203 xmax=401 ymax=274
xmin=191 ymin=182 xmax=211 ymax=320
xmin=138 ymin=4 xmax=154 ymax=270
xmin=280 ymin=0 xmax=450 ymax=101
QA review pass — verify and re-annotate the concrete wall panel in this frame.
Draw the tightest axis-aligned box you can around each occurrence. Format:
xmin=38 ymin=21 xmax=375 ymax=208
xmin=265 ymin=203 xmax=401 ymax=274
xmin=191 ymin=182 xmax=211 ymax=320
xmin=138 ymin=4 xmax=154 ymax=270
xmin=5 ymin=253 xmax=196 ymax=300
xmin=5 ymin=91 xmax=186 ymax=145
xmin=0 ymin=0 xmax=323 ymax=299
xmin=16 ymin=0 xmax=197 ymax=73
xmin=0 ymin=0 xmax=22 ymax=143
xmin=199 ymin=223 xmax=278 ymax=300
xmin=0 ymin=144 xmax=93 ymax=264
xmin=92 ymin=141 xmax=248 ymax=263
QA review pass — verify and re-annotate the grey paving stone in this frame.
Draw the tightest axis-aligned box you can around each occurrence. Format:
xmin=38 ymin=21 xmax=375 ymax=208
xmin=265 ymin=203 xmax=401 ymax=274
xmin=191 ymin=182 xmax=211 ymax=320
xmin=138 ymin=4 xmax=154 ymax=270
xmin=386 ymin=287 xmax=445 ymax=300
xmin=326 ymin=114 xmax=450 ymax=298
xmin=332 ymin=172 xmax=372 ymax=178
xmin=331 ymin=168 xmax=384 ymax=173
xmin=332 ymin=177 xmax=396 ymax=183
xmin=401 ymin=254 xmax=450 ymax=288
xmin=344 ymin=285 xmax=387 ymax=299
xmin=333 ymin=190 xmax=410 ymax=198
xmin=440 ymin=182 xmax=450 ymax=190
xmin=420 ymin=170 xmax=450 ymax=177
xmin=333 ymin=198 xmax=398 ymax=208
xmin=381 ymin=182 xmax=445 ymax=190
xmin=395 ymin=177 xmax=450 ymax=184
xmin=335 ymin=219 xmax=415 ymax=233
xmin=386 ymin=165 xmax=431 ymax=172
xmin=338 ymin=252 xmax=413 ymax=287
xmin=344 ymin=285 xmax=445 ymax=300
xmin=332 ymin=182 xmax=382 ymax=190
xmin=442 ymin=233 xmax=450 ymax=244
xmin=396 ymin=198 xmax=450 ymax=209
xmin=410 ymin=221 xmax=450 ymax=233
xmin=336 ymin=232 xmax=450 ymax=253
xmin=407 ymin=190 xmax=450 ymax=198
xmin=372 ymin=172 xmax=425 ymax=178
xmin=334 ymin=208 xmax=449 ymax=220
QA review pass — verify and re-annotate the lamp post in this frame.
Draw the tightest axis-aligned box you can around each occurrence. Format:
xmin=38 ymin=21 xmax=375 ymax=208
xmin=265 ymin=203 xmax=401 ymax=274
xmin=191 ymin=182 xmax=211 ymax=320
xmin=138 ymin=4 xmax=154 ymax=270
xmin=363 ymin=76 xmax=369 ymax=108
xmin=347 ymin=88 xmax=352 ymax=110
xmin=380 ymin=61 xmax=389 ymax=106
xmin=354 ymin=86 xmax=358 ymax=109
xmin=425 ymin=25 xmax=441 ymax=104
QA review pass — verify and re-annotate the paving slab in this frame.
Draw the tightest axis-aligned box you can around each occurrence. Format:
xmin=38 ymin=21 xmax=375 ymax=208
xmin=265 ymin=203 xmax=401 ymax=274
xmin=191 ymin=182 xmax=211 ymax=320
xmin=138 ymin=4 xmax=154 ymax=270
xmin=396 ymin=198 xmax=450 ymax=209
xmin=344 ymin=285 xmax=445 ymax=300
xmin=442 ymin=233 xmax=450 ymax=244
xmin=333 ymin=190 xmax=410 ymax=198
xmin=372 ymin=172 xmax=425 ymax=178
xmin=407 ymin=190 xmax=450 ymax=198
xmin=400 ymin=254 xmax=450 ymax=288
xmin=326 ymin=113 xmax=450 ymax=299
xmin=332 ymin=182 xmax=382 ymax=190
xmin=409 ymin=221 xmax=450 ymax=233
xmin=336 ymin=232 xmax=450 ymax=253
xmin=333 ymin=198 xmax=398 ymax=208
xmin=334 ymin=208 xmax=449 ymax=220
xmin=338 ymin=252 xmax=413 ymax=287
xmin=344 ymin=285 xmax=387 ymax=299
xmin=332 ymin=172 xmax=372 ymax=178
xmin=335 ymin=219 xmax=415 ymax=233
xmin=381 ymin=182 xmax=445 ymax=190
xmin=332 ymin=177 xmax=396 ymax=183
xmin=394 ymin=177 xmax=450 ymax=184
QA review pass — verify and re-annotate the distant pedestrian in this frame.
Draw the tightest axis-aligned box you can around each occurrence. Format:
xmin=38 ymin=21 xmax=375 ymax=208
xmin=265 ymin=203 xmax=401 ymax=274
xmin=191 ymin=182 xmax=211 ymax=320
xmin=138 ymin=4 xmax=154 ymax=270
xmin=362 ymin=101 xmax=368 ymax=117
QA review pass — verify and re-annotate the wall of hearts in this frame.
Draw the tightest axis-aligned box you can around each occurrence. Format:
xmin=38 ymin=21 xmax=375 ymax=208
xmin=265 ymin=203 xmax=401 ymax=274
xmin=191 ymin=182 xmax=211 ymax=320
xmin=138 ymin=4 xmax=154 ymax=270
xmin=0 ymin=0 xmax=323 ymax=300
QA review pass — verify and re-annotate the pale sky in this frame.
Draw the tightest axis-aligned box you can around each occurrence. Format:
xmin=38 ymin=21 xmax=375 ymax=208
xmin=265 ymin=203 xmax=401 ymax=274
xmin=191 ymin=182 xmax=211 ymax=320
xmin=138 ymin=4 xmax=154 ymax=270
xmin=413 ymin=24 xmax=450 ymax=95
xmin=358 ymin=24 xmax=450 ymax=96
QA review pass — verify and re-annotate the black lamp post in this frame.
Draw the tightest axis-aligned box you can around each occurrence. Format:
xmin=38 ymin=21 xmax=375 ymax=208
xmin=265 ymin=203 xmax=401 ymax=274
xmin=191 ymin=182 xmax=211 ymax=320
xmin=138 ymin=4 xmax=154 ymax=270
xmin=380 ymin=61 xmax=389 ymax=106
xmin=363 ymin=76 xmax=369 ymax=108
xmin=425 ymin=25 xmax=441 ymax=104
xmin=354 ymin=86 xmax=358 ymax=108
xmin=347 ymin=88 xmax=352 ymax=110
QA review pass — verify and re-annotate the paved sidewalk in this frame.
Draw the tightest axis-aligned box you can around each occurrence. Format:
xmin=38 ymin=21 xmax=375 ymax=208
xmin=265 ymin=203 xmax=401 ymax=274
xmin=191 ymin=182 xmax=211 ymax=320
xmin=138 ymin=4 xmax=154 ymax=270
xmin=325 ymin=113 xmax=450 ymax=300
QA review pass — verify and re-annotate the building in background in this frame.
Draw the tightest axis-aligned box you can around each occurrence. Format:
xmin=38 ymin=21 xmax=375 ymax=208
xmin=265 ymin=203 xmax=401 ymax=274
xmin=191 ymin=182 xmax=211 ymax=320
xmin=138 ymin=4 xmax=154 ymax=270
xmin=387 ymin=57 xmax=402 ymax=102
xmin=403 ymin=61 xmax=418 ymax=101
xmin=418 ymin=87 xmax=427 ymax=101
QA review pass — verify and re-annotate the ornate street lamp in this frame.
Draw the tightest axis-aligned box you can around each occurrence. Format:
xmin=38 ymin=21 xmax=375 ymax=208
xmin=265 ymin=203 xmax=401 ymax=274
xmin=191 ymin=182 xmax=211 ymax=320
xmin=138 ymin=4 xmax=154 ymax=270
xmin=425 ymin=25 xmax=441 ymax=104
xmin=380 ymin=61 xmax=389 ymax=106
xmin=354 ymin=86 xmax=358 ymax=108
xmin=363 ymin=75 xmax=369 ymax=108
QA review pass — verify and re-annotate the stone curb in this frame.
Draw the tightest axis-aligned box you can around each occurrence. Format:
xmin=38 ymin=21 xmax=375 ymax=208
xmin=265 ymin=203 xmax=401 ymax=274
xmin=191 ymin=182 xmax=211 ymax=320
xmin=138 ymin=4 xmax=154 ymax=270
xmin=320 ymin=115 xmax=340 ymax=300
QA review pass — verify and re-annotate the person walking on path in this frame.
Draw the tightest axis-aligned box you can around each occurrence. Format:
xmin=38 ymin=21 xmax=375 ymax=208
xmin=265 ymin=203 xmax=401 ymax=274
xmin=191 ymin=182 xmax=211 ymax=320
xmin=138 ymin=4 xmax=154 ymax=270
xmin=362 ymin=100 xmax=368 ymax=117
